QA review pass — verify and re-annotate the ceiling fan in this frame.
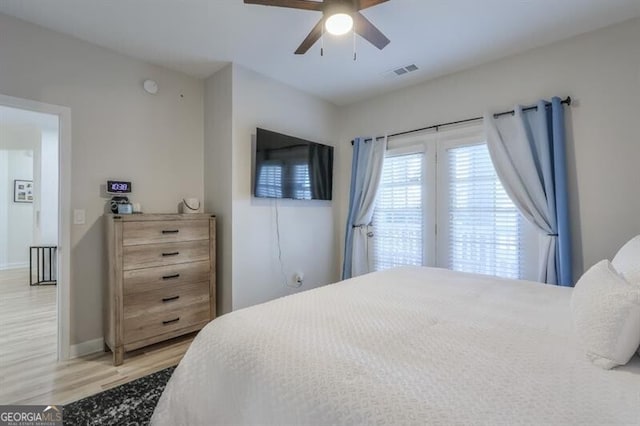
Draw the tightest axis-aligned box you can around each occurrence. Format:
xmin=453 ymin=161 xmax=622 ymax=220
xmin=244 ymin=0 xmax=391 ymax=55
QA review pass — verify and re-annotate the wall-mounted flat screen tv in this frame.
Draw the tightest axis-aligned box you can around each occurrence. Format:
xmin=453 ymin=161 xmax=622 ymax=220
xmin=254 ymin=128 xmax=333 ymax=200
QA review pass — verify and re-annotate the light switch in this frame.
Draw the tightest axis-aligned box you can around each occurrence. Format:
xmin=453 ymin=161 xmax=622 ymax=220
xmin=73 ymin=209 xmax=86 ymax=225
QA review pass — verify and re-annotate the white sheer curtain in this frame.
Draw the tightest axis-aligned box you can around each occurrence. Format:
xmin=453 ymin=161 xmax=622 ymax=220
xmin=342 ymin=136 xmax=387 ymax=279
xmin=484 ymin=100 xmax=569 ymax=285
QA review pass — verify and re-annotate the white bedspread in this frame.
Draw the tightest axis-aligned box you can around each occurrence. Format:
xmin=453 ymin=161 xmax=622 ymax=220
xmin=152 ymin=267 xmax=640 ymax=425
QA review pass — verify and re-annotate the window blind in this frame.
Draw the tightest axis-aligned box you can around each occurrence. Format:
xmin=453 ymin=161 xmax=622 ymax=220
xmin=447 ymin=144 xmax=522 ymax=279
xmin=372 ymin=153 xmax=424 ymax=271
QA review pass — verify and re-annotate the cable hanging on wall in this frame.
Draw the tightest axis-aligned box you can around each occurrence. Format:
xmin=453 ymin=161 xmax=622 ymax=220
xmin=274 ymin=199 xmax=302 ymax=289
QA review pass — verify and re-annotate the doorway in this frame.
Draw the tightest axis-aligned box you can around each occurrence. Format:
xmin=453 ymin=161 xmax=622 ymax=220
xmin=0 ymin=105 xmax=59 ymax=367
xmin=0 ymin=94 xmax=71 ymax=362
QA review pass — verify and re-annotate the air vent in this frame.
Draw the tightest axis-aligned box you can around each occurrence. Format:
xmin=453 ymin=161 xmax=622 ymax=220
xmin=382 ymin=64 xmax=420 ymax=79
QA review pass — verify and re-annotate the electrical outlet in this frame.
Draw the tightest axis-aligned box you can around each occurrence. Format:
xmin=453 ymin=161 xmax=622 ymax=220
xmin=73 ymin=209 xmax=86 ymax=225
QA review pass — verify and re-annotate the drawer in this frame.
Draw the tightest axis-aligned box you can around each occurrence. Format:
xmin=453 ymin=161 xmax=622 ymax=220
xmin=123 ymin=280 xmax=209 ymax=312
xmin=122 ymin=220 xmax=209 ymax=246
xmin=123 ymin=282 xmax=210 ymax=344
xmin=123 ymin=240 xmax=209 ymax=270
xmin=123 ymin=261 xmax=210 ymax=295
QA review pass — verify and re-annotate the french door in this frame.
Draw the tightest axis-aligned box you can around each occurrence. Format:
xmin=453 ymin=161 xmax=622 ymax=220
xmin=372 ymin=124 xmax=539 ymax=280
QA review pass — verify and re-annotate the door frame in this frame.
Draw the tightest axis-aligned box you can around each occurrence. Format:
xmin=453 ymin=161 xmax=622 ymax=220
xmin=0 ymin=93 xmax=72 ymax=360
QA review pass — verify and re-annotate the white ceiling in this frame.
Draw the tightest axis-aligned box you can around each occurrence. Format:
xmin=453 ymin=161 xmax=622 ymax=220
xmin=1 ymin=0 xmax=639 ymax=105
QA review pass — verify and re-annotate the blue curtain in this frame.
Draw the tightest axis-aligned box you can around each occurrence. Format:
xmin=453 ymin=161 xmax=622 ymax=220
xmin=521 ymin=97 xmax=572 ymax=285
xmin=486 ymin=97 xmax=572 ymax=286
xmin=550 ymin=97 xmax=572 ymax=286
xmin=342 ymin=137 xmax=386 ymax=280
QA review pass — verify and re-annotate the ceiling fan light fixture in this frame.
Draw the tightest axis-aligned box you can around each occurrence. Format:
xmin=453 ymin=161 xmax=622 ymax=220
xmin=325 ymin=13 xmax=353 ymax=36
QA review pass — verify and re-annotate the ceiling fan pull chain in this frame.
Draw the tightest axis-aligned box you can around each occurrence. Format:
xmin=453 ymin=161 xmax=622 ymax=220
xmin=353 ymin=26 xmax=357 ymax=61
xmin=321 ymin=24 xmax=324 ymax=57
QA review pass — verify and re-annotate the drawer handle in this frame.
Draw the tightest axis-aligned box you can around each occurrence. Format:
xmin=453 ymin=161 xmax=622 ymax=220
xmin=162 ymin=252 xmax=180 ymax=257
xmin=162 ymin=273 xmax=180 ymax=280
xmin=162 ymin=229 xmax=180 ymax=234
xmin=162 ymin=317 xmax=180 ymax=325
xmin=162 ymin=295 xmax=180 ymax=303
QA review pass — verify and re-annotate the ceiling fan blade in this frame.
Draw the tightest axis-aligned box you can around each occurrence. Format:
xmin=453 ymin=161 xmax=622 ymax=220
xmin=356 ymin=0 xmax=389 ymax=10
xmin=353 ymin=12 xmax=390 ymax=50
xmin=295 ymin=18 xmax=324 ymax=54
xmin=243 ymin=0 xmax=323 ymax=11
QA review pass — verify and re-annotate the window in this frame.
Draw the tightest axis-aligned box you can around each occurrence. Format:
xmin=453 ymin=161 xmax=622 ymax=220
xmin=372 ymin=126 xmax=539 ymax=280
xmin=444 ymin=144 xmax=522 ymax=279
xmin=372 ymin=153 xmax=424 ymax=271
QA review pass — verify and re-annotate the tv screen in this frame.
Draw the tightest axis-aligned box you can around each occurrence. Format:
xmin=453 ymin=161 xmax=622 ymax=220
xmin=254 ymin=128 xmax=333 ymax=200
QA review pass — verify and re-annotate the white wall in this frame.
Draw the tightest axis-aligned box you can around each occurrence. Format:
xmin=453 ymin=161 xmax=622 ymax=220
xmin=6 ymin=150 xmax=34 ymax=268
xmin=204 ymin=64 xmax=234 ymax=314
xmin=39 ymin=129 xmax=59 ymax=245
xmin=0 ymin=150 xmax=6 ymax=266
xmin=204 ymin=64 xmax=339 ymax=313
xmin=231 ymin=65 xmax=338 ymax=310
xmin=0 ymin=125 xmax=39 ymax=269
xmin=335 ymin=18 xmax=640 ymax=282
xmin=0 ymin=13 xmax=205 ymax=344
xmin=29 ymin=124 xmax=58 ymax=247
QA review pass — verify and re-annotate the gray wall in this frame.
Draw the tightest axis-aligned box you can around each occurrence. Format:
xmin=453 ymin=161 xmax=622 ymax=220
xmin=0 ymin=13 xmax=205 ymax=345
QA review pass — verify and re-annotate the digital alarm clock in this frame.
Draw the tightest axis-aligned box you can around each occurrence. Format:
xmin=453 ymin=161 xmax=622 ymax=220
xmin=107 ymin=180 xmax=132 ymax=194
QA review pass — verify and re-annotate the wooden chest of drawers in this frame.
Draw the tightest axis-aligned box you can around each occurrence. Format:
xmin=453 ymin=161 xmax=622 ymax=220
xmin=104 ymin=213 xmax=216 ymax=365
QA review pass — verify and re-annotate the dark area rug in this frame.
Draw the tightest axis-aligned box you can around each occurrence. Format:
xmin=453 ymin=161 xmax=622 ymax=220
xmin=63 ymin=366 xmax=175 ymax=426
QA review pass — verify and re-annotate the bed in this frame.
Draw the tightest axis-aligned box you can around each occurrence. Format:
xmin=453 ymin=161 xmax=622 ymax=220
xmin=151 ymin=266 xmax=640 ymax=425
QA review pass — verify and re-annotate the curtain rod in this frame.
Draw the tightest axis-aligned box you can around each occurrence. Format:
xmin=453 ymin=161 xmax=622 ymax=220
xmin=351 ymin=96 xmax=572 ymax=145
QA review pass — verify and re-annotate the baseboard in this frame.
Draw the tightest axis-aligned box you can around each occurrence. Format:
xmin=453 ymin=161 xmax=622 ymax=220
xmin=70 ymin=337 xmax=104 ymax=359
xmin=0 ymin=262 xmax=29 ymax=270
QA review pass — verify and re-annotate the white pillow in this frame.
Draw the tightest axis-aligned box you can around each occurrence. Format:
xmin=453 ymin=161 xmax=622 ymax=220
xmin=570 ymin=260 xmax=640 ymax=369
xmin=612 ymin=234 xmax=640 ymax=284
xmin=611 ymin=235 xmax=640 ymax=357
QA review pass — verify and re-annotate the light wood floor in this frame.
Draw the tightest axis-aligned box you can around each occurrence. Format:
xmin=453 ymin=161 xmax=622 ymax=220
xmin=0 ymin=268 xmax=193 ymax=405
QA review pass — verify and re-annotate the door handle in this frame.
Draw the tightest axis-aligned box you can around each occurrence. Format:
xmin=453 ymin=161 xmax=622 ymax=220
xmin=162 ymin=295 xmax=180 ymax=303
xmin=162 ymin=317 xmax=180 ymax=325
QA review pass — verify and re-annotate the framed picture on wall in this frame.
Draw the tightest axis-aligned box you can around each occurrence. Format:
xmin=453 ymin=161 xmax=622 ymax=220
xmin=14 ymin=179 xmax=33 ymax=203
